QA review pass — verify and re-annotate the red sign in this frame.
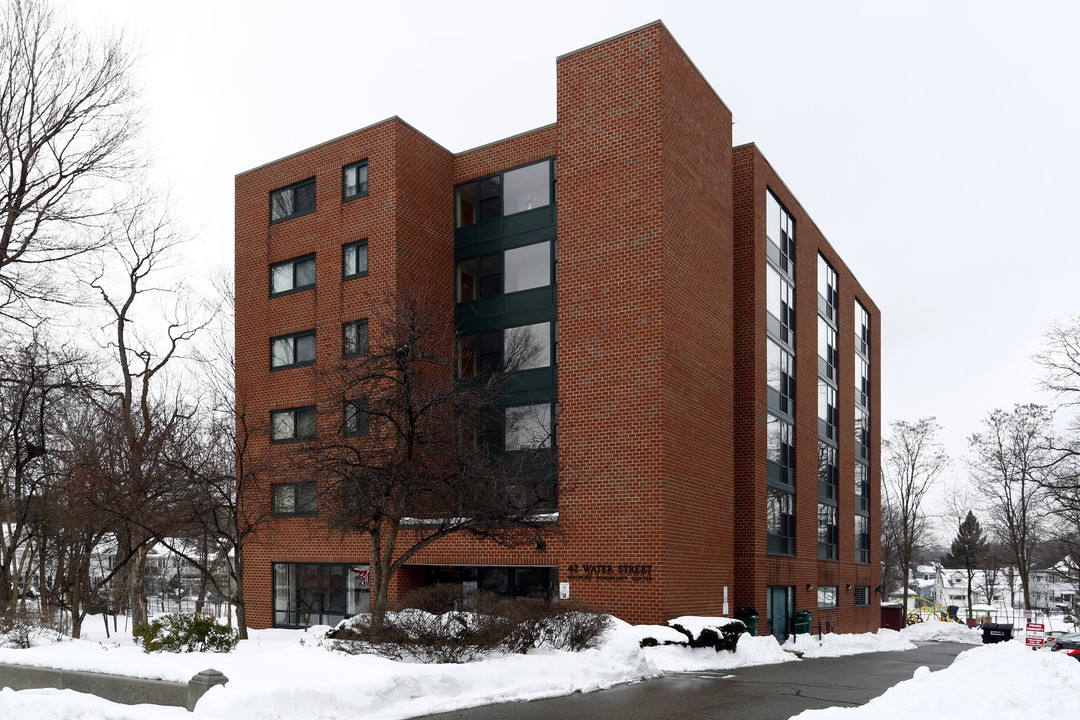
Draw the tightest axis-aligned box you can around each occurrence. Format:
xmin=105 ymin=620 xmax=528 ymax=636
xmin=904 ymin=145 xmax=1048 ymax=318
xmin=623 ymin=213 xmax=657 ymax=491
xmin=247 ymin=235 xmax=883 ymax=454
xmin=1026 ymin=622 xmax=1045 ymax=647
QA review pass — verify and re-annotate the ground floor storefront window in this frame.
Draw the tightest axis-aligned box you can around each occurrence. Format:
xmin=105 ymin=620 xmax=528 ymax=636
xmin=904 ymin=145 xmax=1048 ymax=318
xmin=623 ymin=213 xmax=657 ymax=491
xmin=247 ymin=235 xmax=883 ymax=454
xmin=421 ymin=565 xmax=557 ymax=600
xmin=273 ymin=562 xmax=370 ymax=628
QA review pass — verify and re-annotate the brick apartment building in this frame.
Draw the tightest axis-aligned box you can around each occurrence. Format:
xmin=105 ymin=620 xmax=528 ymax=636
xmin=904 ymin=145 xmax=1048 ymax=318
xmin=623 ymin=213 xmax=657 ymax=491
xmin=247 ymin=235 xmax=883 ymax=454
xmin=234 ymin=21 xmax=881 ymax=638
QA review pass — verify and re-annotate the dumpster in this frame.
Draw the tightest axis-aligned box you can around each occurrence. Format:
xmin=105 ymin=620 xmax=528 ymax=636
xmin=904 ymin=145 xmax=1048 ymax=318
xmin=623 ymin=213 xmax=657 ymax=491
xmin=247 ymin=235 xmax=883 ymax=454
xmin=734 ymin=606 xmax=759 ymax=636
xmin=981 ymin=622 xmax=1014 ymax=644
xmin=792 ymin=610 xmax=813 ymax=634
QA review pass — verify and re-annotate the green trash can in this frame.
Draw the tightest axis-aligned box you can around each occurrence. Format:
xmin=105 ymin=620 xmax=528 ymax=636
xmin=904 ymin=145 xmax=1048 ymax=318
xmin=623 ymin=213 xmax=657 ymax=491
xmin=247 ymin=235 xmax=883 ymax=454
xmin=792 ymin=610 xmax=813 ymax=634
xmin=734 ymin=606 xmax=759 ymax=636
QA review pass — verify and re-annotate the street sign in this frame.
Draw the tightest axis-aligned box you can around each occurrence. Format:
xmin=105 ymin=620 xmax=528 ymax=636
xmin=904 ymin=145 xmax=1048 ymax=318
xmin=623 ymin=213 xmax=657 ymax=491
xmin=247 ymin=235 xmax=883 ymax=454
xmin=1025 ymin=622 xmax=1045 ymax=648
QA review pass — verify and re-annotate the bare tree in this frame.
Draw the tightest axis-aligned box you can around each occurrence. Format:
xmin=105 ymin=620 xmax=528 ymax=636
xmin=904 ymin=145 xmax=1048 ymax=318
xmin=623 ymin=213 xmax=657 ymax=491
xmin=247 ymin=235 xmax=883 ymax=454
xmin=978 ymin=541 xmax=1006 ymax=611
xmin=70 ymin=198 xmax=205 ymax=631
xmin=968 ymin=404 xmax=1052 ymax=612
xmin=296 ymin=288 xmax=561 ymax=625
xmin=882 ymin=417 xmax=948 ymax=623
xmin=0 ymin=0 xmax=140 ymax=321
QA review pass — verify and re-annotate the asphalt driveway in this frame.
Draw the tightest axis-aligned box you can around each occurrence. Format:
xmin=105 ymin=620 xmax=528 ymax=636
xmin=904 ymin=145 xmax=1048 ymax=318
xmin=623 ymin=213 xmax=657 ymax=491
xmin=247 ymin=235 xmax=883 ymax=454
xmin=412 ymin=642 xmax=973 ymax=720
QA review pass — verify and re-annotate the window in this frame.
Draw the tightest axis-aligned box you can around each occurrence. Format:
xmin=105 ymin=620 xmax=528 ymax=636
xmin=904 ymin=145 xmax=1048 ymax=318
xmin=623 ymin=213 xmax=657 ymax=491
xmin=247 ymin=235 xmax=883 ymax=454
xmin=817 ymin=585 xmax=838 ymax=609
xmin=855 ymin=514 xmax=871 ymax=564
xmin=817 ymin=254 xmax=838 ymax=323
xmin=505 ymin=322 xmax=551 ymax=371
xmin=270 ymin=178 xmax=316 ymax=223
xmin=767 ymin=488 xmax=795 ymax=556
xmin=342 ymin=160 xmax=368 ymax=200
xmin=343 ymin=240 xmax=368 ymax=279
xmin=457 ymin=241 xmax=551 ymax=302
xmin=818 ymin=379 xmax=838 ymax=441
xmin=343 ymin=319 xmax=369 ymax=358
xmin=455 ymin=160 xmax=553 ymax=228
xmin=766 ymin=264 xmax=795 ymax=346
xmin=818 ymin=504 xmax=838 ymax=561
xmin=818 ymin=316 xmax=838 ymax=382
xmin=767 ymin=414 xmax=795 ymax=487
xmin=818 ymin=442 xmax=838 ymax=501
xmin=272 ymin=482 xmax=317 ymax=517
xmin=767 ymin=338 xmax=795 ymax=416
xmin=856 ymin=462 xmax=870 ymax=513
xmin=271 ymin=406 xmax=316 ymax=443
xmin=273 ymin=562 xmax=370 ymax=628
xmin=854 ymin=586 xmax=870 ymax=606
xmin=855 ymin=406 xmax=870 ymax=460
xmin=504 ymin=241 xmax=551 ymax=293
xmin=271 ymin=330 xmax=316 ymax=370
xmin=855 ymin=300 xmax=871 ymax=358
xmin=270 ymin=255 xmax=316 ymax=296
xmin=505 ymin=403 xmax=553 ymax=450
xmin=344 ymin=400 xmax=368 ymax=437
xmin=766 ymin=189 xmax=795 ymax=274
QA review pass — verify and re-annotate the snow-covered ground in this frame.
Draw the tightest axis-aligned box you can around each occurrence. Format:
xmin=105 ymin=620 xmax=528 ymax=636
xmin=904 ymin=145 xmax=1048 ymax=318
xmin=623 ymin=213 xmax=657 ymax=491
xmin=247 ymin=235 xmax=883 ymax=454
xmin=0 ymin=618 xmax=1071 ymax=720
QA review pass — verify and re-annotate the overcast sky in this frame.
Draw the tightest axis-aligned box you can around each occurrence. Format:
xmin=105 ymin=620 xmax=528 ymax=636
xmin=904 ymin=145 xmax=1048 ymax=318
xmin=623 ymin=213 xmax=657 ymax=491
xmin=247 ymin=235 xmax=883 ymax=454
xmin=70 ymin=0 xmax=1080 ymax=531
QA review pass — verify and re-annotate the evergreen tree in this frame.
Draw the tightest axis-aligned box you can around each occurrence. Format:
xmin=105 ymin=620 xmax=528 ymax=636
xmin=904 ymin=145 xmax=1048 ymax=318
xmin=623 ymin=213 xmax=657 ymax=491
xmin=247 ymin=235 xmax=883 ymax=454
xmin=943 ymin=510 xmax=987 ymax=620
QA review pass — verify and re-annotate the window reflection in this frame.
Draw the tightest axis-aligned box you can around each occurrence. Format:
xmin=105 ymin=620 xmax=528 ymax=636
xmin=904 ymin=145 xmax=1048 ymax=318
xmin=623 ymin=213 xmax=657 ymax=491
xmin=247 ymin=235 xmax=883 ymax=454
xmin=504 ymin=162 xmax=551 ymax=215
xmin=505 ymin=322 xmax=551 ymax=371
xmin=505 ymin=241 xmax=550 ymax=294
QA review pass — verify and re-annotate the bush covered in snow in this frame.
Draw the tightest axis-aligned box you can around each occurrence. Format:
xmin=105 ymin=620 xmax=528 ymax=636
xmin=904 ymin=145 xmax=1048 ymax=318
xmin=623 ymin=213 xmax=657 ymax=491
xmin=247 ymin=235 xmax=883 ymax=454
xmin=132 ymin=612 xmax=240 ymax=654
xmin=0 ymin=610 xmax=64 ymax=649
xmin=325 ymin=587 xmax=611 ymax=663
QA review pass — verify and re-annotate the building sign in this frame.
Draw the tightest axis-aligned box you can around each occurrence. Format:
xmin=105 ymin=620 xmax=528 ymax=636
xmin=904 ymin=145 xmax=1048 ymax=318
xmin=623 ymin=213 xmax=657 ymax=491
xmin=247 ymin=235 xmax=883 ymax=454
xmin=565 ymin=563 xmax=653 ymax=583
xmin=1026 ymin=622 xmax=1045 ymax=648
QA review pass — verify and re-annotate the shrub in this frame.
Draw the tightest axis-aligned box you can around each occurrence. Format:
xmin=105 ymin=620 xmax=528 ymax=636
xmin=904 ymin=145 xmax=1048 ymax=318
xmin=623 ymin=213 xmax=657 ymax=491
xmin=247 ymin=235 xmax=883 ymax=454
xmin=0 ymin=610 xmax=61 ymax=649
xmin=133 ymin=612 xmax=240 ymax=654
xmin=325 ymin=589 xmax=611 ymax=663
xmin=669 ymin=621 xmax=743 ymax=653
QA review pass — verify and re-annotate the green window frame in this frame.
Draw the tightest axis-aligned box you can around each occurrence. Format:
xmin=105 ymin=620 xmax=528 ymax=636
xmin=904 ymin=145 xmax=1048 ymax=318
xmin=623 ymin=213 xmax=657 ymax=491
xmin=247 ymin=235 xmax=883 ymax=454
xmin=273 ymin=562 xmax=370 ymax=629
xmin=270 ymin=254 xmax=316 ymax=297
xmin=271 ymin=482 xmax=317 ymax=517
xmin=817 ymin=585 xmax=838 ymax=609
xmin=271 ymin=406 xmax=316 ymax=443
xmin=343 ymin=319 xmax=368 ymax=358
xmin=344 ymin=399 xmax=368 ymax=437
xmin=270 ymin=178 xmax=316 ymax=223
xmin=343 ymin=239 xmax=368 ymax=280
xmin=343 ymin=160 xmax=369 ymax=201
xmin=270 ymin=329 xmax=316 ymax=370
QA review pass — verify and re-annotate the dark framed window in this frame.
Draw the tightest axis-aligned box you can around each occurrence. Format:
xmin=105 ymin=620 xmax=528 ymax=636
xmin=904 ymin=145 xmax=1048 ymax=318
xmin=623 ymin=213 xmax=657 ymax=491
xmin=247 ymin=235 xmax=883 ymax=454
xmin=271 ymin=406 xmax=316 ymax=443
xmin=766 ymin=189 xmax=795 ymax=275
xmin=343 ymin=319 xmax=369 ymax=358
xmin=767 ymin=263 xmax=795 ymax=346
xmin=855 ymin=462 xmax=871 ymax=513
xmin=767 ymin=488 xmax=795 ymax=556
xmin=343 ymin=240 xmax=368 ymax=279
xmin=855 ymin=300 xmax=871 ymax=358
xmin=854 ymin=586 xmax=870 ymax=606
xmin=855 ymin=406 xmax=870 ymax=460
xmin=817 ymin=585 xmax=838 ymax=609
xmin=270 ymin=254 xmax=316 ymax=296
xmin=271 ymin=330 xmax=316 ymax=370
xmin=272 ymin=482 xmax=317 ymax=517
xmin=270 ymin=178 xmax=316 ymax=223
xmin=817 ymin=254 xmax=838 ymax=323
xmin=455 ymin=160 xmax=553 ymax=228
xmin=818 ymin=442 xmax=838 ymax=501
xmin=273 ymin=562 xmax=370 ymax=629
xmin=818 ymin=379 xmax=838 ymax=441
xmin=818 ymin=503 xmax=838 ymax=561
xmin=855 ymin=514 xmax=871 ymax=564
xmin=505 ymin=403 xmax=553 ymax=450
xmin=343 ymin=160 xmax=369 ymax=200
xmin=818 ymin=315 xmax=838 ymax=382
xmin=767 ymin=338 xmax=795 ymax=416
xmin=767 ymin=414 xmax=795 ymax=487
xmin=856 ymin=354 xmax=870 ymax=409
xmin=505 ymin=322 xmax=551 ymax=371
xmin=344 ymin=399 xmax=368 ymax=437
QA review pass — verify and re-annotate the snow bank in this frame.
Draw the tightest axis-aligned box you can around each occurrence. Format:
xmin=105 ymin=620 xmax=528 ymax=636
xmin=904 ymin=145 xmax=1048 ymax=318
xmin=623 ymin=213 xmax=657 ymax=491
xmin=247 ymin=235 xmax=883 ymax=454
xmin=898 ymin=619 xmax=983 ymax=644
xmin=794 ymin=640 xmax=1080 ymax=719
xmin=642 ymin=634 xmax=797 ymax=672
xmin=782 ymin=628 xmax=915 ymax=658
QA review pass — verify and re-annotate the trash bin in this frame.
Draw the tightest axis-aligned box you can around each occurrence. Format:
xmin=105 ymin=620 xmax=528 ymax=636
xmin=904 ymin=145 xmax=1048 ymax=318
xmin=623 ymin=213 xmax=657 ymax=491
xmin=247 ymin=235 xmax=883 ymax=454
xmin=734 ymin=606 xmax=759 ymax=636
xmin=981 ymin=622 xmax=1014 ymax=644
xmin=792 ymin=610 xmax=813 ymax=634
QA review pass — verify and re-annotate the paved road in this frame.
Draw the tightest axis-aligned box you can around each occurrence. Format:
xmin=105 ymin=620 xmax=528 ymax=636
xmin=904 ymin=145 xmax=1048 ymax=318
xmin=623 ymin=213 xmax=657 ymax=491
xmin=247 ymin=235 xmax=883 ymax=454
xmin=412 ymin=642 xmax=972 ymax=720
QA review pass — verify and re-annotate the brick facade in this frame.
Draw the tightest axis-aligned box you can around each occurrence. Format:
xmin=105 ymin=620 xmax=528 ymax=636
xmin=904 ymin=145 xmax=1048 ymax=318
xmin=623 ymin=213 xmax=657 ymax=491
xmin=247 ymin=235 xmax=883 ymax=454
xmin=234 ymin=21 xmax=881 ymax=633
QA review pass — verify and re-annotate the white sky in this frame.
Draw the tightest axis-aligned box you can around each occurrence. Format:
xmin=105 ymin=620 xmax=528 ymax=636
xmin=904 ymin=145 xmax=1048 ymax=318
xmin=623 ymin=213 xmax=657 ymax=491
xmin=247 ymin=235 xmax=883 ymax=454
xmin=67 ymin=0 xmax=1080 ymax=533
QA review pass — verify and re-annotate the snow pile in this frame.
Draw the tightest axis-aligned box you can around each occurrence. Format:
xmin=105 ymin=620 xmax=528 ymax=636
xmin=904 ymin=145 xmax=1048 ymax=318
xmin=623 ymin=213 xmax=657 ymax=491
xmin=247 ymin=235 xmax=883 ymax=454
xmin=795 ymin=640 xmax=1080 ymax=719
xmin=782 ymin=628 xmax=915 ymax=658
xmin=899 ymin=619 xmax=984 ymax=644
xmin=643 ymin=634 xmax=796 ymax=672
xmin=665 ymin=615 xmax=743 ymax=636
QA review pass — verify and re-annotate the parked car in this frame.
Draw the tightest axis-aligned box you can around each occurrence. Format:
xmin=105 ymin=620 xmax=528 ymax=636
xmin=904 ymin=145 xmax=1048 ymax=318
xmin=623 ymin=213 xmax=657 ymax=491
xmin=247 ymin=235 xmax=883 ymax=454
xmin=1044 ymin=630 xmax=1072 ymax=648
xmin=1050 ymin=632 xmax=1080 ymax=661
